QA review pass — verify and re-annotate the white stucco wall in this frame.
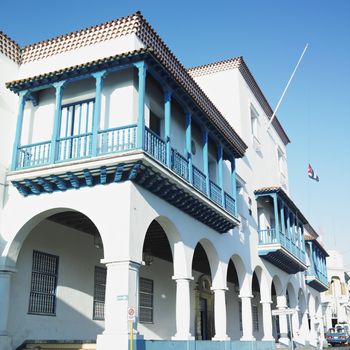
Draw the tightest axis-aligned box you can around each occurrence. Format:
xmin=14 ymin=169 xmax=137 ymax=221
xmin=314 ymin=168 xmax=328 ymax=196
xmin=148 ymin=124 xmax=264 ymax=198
xmin=8 ymin=219 xmax=104 ymax=348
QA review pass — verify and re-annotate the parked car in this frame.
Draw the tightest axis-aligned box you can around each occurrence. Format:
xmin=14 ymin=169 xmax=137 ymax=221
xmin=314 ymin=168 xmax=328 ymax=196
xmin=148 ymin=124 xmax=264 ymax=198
xmin=326 ymin=325 xmax=350 ymax=347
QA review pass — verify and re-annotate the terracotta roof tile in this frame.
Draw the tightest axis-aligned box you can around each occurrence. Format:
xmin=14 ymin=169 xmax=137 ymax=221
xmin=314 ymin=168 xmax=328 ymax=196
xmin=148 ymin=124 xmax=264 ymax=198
xmin=0 ymin=31 xmax=20 ymax=63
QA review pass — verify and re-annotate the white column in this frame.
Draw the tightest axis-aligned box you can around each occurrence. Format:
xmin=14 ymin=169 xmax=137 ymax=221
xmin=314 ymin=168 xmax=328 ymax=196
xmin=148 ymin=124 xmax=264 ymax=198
xmin=240 ymin=295 xmax=255 ymax=341
xmin=299 ymin=311 xmax=309 ymax=343
xmin=309 ymin=312 xmax=318 ymax=346
xmin=261 ymin=300 xmax=274 ymax=341
xmin=172 ymin=276 xmax=194 ymax=340
xmin=291 ymin=307 xmax=300 ymax=340
xmin=276 ymin=295 xmax=290 ymax=346
xmin=0 ymin=271 xmax=14 ymax=350
xmin=212 ymin=288 xmax=230 ymax=340
xmin=96 ymin=260 xmax=140 ymax=350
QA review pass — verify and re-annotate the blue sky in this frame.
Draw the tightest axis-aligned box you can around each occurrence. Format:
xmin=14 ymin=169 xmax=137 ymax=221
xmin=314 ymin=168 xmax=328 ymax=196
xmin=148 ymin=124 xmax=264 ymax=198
xmin=2 ymin=1 xmax=350 ymax=265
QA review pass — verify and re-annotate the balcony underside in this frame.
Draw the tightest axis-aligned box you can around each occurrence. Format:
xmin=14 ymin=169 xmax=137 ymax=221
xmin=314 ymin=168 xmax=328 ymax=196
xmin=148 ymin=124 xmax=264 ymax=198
xmin=305 ymin=277 xmax=328 ymax=292
xmin=258 ymin=245 xmax=307 ymax=274
xmin=10 ymin=153 xmax=238 ymax=234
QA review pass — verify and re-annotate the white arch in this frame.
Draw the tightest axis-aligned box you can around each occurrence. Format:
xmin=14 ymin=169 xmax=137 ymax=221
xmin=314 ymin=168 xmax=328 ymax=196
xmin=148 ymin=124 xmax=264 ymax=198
xmin=253 ymin=265 xmax=270 ymax=302
xmin=2 ymin=207 xmax=104 ymax=269
xmin=191 ymin=238 xmax=225 ymax=289
xmin=286 ymin=282 xmax=298 ymax=308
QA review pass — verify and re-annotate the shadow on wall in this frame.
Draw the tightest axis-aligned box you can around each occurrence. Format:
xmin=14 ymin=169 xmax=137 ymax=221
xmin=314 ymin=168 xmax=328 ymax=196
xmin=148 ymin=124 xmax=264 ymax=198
xmin=7 ymin=218 xmax=105 ymax=349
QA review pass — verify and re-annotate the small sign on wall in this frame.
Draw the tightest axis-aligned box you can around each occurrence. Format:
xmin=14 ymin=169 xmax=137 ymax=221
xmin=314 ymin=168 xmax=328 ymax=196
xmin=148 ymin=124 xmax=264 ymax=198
xmin=128 ymin=306 xmax=136 ymax=321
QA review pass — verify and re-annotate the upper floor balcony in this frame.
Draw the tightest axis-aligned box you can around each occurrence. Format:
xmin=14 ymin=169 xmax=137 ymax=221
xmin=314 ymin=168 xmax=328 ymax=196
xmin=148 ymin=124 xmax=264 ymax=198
xmin=255 ymin=187 xmax=308 ymax=274
xmin=305 ymin=238 xmax=328 ymax=292
xmin=6 ymin=49 xmax=247 ymax=233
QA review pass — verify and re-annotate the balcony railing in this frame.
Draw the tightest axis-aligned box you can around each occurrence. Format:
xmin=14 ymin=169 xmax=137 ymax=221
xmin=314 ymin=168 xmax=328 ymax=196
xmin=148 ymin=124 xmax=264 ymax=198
xmin=258 ymin=228 xmax=306 ymax=264
xmin=13 ymin=124 xmax=236 ymax=216
xmin=306 ymin=266 xmax=328 ymax=286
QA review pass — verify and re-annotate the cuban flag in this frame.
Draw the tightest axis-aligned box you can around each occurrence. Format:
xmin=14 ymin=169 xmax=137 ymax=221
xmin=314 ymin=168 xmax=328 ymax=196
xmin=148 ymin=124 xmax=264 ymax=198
xmin=308 ymin=164 xmax=319 ymax=182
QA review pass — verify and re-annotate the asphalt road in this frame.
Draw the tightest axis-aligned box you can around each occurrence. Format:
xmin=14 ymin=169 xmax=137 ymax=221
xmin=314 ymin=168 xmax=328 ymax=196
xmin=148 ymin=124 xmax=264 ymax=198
xmin=323 ymin=346 xmax=350 ymax=349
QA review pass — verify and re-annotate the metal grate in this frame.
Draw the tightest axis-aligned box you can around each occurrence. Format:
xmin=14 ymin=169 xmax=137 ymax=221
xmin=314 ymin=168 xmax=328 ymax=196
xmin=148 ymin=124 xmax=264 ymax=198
xmin=93 ymin=266 xmax=106 ymax=320
xmin=140 ymin=277 xmax=153 ymax=323
xmin=28 ymin=251 xmax=59 ymax=315
xmin=252 ymin=304 xmax=259 ymax=331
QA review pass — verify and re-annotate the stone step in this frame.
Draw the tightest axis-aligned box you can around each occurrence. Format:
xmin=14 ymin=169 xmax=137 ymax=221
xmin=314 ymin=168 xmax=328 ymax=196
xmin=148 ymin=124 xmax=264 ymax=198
xmin=18 ymin=341 xmax=96 ymax=350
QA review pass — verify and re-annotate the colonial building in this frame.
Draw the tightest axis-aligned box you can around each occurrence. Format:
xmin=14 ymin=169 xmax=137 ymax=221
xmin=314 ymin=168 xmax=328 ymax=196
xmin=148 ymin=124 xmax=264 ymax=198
xmin=0 ymin=11 xmax=328 ymax=350
xmin=322 ymin=250 xmax=350 ymax=331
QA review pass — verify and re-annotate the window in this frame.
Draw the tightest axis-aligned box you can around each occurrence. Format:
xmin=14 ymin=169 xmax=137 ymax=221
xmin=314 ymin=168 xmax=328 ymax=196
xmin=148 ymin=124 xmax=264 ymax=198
xmin=252 ymin=304 xmax=259 ymax=331
xmin=150 ymin=111 xmax=161 ymax=136
xmin=58 ymin=99 xmax=95 ymax=160
xmin=93 ymin=266 xmax=106 ymax=320
xmin=239 ymin=301 xmax=243 ymax=331
xmin=139 ymin=277 xmax=154 ymax=323
xmin=250 ymin=105 xmax=259 ymax=138
xmin=28 ymin=251 xmax=59 ymax=316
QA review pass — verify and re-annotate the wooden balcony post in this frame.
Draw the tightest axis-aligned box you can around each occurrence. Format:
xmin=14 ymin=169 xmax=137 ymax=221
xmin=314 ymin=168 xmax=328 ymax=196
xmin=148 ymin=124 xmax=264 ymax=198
xmin=230 ymin=157 xmax=237 ymax=216
xmin=11 ymin=90 xmax=28 ymax=170
xmin=164 ymin=89 xmax=172 ymax=167
xmin=136 ymin=62 xmax=147 ymax=149
xmin=280 ymin=203 xmax=286 ymax=236
xmin=273 ymin=194 xmax=280 ymax=243
xmin=50 ymin=81 xmax=66 ymax=163
xmin=217 ymin=143 xmax=224 ymax=206
xmin=185 ymin=112 xmax=193 ymax=183
xmin=91 ymin=70 xmax=107 ymax=156
xmin=202 ymin=127 xmax=210 ymax=195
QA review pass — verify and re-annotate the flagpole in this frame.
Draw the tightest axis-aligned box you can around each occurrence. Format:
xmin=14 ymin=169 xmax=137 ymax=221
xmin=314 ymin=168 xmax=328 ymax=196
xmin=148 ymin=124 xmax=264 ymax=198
xmin=267 ymin=44 xmax=309 ymax=130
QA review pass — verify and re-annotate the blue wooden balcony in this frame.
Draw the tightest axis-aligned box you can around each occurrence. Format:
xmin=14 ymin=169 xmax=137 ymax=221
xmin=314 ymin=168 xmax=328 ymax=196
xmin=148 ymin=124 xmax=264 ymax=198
xmin=11 ymin=124 xmax=238 ymax=233
xmin=305 ymin=239 xmax=328 ymax=292
xmin=255 ymin=187 xmax=308 ymax=274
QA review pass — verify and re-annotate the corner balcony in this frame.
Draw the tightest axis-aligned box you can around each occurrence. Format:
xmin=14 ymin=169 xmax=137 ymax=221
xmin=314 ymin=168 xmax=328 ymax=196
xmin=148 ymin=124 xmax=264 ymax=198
xmin=305 ymin=239 xmax=329 ymax=292
xmin=255 ymin=187 xmax=308 ymax=274
xmin=10 ymin=125 xmax=238 ymax=233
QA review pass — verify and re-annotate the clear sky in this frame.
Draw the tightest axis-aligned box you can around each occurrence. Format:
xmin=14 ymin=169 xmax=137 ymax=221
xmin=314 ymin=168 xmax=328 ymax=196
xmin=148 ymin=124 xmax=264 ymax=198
xmin=1 ymin=0 xmax=350 ymax=265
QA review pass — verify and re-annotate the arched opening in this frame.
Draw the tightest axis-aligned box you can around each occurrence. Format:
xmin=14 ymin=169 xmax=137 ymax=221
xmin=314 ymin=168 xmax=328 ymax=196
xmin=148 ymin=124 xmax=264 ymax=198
xmin=139 ymin=219 xmax=175 ymax=340
xmin=226 ymin=259 xmax=241 ymax=339
xmin=192 ymin=242 xmax=214 ymax=340
xmin=271 ymin=276 xmax=283 ymax=341
xmin=7 ymin=210 xmax=105 ymax=349
xmin=251 ymin=271 xmax=263 ymax=340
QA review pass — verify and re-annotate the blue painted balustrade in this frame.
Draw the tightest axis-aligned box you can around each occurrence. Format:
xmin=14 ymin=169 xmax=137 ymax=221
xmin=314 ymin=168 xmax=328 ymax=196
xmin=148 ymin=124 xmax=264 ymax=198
xmin=13 ymin=123 xmax=236 ymax=217
xmin=171 ymin=148 xmax=189 ymax=181
xmin=209 ymin=180 xmax=222 ymax=206
xmin=258 ymin=228 xmax=306 ymax=265
xmin=98 ymin=125 xmax=137 ymax=155
xmin=16 ymin=141 xmax=51 ymax=168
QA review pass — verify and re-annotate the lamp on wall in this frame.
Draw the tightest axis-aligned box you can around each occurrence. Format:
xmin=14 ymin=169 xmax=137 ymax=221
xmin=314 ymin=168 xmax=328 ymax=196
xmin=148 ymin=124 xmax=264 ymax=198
xmin=143 ymin=249 xmax=153 ymax=266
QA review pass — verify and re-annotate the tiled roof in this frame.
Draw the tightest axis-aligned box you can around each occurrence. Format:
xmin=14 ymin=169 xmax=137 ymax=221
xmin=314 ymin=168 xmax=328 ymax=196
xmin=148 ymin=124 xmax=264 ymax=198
xmin=188 ymin=57 xmax=291 ymax=146
xmin=6 ymin=48 xmax=150 ymax=89
xmin=0 ymin=31 xmax=20 ymax=63
xmin=254 ymin=186 xmax=308 ymax=224
xmin=20 ymin=13 xmax=140 ymax=64
xmin=6 ymin=11 xmax=247 ymax=158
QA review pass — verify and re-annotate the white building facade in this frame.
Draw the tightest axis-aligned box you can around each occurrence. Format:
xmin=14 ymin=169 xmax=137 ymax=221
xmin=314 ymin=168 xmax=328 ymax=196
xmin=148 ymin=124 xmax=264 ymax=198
xmin=321 ymin=250 xmax=350 ymax=331
xmin=0 ymin=11 xmax=328 ymax=350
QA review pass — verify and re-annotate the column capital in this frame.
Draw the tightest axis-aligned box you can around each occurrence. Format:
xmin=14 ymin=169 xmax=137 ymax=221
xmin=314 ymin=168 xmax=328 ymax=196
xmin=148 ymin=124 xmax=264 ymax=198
xmin=134 ymin=60 xmax=147 ymax=72
xmin=172 ymin=275 xmax=194 ymax=281
xmin=211 ymin=286 xmax=228 ymax=292
xmin=52 ymin=80 xmax=67 ymax=90
xmin=18 ymin=89 xmax=30 ymax=98
xmin=164 ymin=89 xmax=172 ymax=102
xmin=101 ymin=259 xmax=142 ymax=269
xmin=91 ymin=69 xmax=108 ymax=80
xmin=239 ymin=294 xmax=254 ymax=299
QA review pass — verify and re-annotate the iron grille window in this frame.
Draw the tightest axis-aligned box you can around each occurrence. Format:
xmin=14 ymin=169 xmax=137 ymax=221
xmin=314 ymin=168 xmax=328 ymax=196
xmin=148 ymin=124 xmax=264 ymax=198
xmin=140 ymin=277 xmax=153 ymax=323
xmin=28 ymin=250 xmax=59 ymax=316
xmin=252 ymin=304 xmax=259 ymax=331
xmin=239 ymin=301 xmax=243 ymax=331
xmin=93 ymin=266 xmax=106 ymax=320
